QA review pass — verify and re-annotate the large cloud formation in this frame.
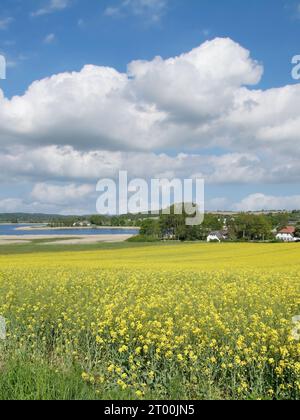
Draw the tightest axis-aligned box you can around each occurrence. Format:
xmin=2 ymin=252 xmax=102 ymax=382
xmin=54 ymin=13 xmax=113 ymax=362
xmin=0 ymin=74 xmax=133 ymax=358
xmin=0 ymin=38 xmax=265 ymax=152
xmin=0 ymin=37 xmax=299 ymax=212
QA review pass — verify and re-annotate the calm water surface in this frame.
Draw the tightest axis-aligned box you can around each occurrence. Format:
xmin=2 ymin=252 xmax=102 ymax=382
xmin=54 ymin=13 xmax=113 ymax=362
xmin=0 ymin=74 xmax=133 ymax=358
xmin=0 ymin=224 xmax=139 ymax=236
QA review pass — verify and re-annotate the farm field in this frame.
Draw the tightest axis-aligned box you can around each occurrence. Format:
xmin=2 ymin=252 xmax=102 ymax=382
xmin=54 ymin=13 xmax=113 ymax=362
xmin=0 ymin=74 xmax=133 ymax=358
xmin=0 ymin=242 xmax=300 ymax=400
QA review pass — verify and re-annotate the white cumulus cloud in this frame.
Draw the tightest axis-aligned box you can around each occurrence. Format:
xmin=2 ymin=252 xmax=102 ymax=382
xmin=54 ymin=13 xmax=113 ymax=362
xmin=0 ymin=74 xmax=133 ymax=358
xmin=234 ymin=193 xmax=300 ymax=212
xmin=31 ymin=183 xmax=94 ymax=206
xmin=0 ymin=17 xmax=14 ymax=30
xmin=0 ymin=38 xmax=264 ymax=153
xmin=105 ymin=0 xmax=168 ymax=22
xmin=43 ymin=33 xmax=56 ymax=44
xmin=32 ymin=0 xmax=71 ymax=17
xmin=0 ymin=37 xmax=300 ymax=212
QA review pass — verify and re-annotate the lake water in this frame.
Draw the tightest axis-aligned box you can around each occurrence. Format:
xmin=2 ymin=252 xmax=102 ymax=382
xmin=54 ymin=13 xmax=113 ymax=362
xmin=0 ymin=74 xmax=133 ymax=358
xmin=0 ymin=224 xmax=139 ymax=236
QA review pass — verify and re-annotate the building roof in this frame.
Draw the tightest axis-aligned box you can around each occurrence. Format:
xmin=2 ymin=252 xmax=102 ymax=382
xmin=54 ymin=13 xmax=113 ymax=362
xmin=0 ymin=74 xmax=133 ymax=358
xmin=208 ymin=231 xmax=226 ymax=239
xmin=279 ymin=226 xmax=296 ymax=235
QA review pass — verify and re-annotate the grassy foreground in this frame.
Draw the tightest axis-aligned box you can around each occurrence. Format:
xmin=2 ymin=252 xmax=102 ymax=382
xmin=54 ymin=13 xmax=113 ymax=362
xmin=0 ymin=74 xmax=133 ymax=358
xmin=0 ymin=242 xmax=300 ymax=400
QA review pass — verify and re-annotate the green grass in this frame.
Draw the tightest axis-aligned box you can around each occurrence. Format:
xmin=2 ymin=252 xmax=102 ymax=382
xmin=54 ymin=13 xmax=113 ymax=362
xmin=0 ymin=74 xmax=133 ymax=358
xmin=0 ymin=239 xmax=170 ymax=255
xmin=0 ymin=235 xmax=191 ymax=256
xmin=0 ymin=357 xmax=99 ymax=400
xmin=0 ymin=355 xmax=226 ymax=400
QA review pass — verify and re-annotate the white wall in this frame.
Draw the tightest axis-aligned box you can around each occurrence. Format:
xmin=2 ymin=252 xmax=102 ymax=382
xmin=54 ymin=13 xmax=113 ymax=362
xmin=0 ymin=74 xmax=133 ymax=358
xmin=276 ymin=233 xmax=294 ymax=242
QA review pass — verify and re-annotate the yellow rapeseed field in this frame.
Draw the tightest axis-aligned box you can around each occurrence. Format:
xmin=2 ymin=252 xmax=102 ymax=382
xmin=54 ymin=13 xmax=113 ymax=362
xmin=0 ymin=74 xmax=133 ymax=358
xmin=0 ymin=243 xmax=300 ymax=400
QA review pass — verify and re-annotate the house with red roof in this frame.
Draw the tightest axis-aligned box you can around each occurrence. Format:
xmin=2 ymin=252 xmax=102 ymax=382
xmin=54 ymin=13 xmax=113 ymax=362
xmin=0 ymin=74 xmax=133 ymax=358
xmin=276 ymin=226 xmax=296 ymax=242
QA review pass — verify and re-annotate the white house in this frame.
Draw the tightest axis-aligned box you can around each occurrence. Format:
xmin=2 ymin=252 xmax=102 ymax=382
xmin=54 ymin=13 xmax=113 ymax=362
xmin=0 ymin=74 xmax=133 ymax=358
xmin=207 ymin=231 xmax=227 ymax=243
xmin=276 ymin=226 xmax=296 ymax=242
xmin=73 ymin=221 xmax=92 ymax=227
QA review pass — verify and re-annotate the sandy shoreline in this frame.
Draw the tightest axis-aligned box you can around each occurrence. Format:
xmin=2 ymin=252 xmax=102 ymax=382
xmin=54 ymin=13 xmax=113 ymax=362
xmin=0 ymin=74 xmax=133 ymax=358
xmin=0 ymin=234 xmax=135 ymax=246
xmin=15 ymin=226 xmax=139 ymax=231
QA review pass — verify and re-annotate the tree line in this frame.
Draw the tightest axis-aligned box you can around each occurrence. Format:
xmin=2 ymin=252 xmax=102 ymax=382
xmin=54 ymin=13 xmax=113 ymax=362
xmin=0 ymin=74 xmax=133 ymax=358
xmin=132 ymin=206 xmax=300 ymax=242
xmin=1 ymin=210 xmax=300 ymax=242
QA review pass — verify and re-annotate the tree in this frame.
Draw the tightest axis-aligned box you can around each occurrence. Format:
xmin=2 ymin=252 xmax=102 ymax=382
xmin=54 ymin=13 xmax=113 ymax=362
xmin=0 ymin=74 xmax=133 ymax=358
xmin=194 ymin=214 xmax=223 ymax=240
xmin=228 ymin=214 xmax=272 ymax=241
xmin=295 ymin=224 xmax=300 ymax=238
xmin=159 ymin=204 xmax=206 ymax=241
xmin=89 ymin=215 xmax=105 ymax=226
xmin=266 ymin=212 xmax=289 ymax=230
xmin=249 ymin=215 xmax=272 ymax=241
xmin=159 ymin=204 xmax=187 ymax=240
xmin=140 ymin=219 xmax=160 ymax=237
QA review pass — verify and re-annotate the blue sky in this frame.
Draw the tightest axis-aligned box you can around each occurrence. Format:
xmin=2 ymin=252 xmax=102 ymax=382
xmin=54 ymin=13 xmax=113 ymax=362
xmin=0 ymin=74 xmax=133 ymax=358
xmin=1 ymin=0 xmax=300 ymax=214
xmin=1 ymin=0 xmax=300 ymax=97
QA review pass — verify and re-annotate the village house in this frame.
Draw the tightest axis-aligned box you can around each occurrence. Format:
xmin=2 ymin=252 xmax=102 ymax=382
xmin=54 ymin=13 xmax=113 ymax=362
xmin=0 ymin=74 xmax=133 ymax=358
xmin=207 ymin=231 xmax=227 ymax=243
xmin=276 ymin=226 xmax=296 ymax=242
xmin=72 ymin=221 xmax=92 ymax=227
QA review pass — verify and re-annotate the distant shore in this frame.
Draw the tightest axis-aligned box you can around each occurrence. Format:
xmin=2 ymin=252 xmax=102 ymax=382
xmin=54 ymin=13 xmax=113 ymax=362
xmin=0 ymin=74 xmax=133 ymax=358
xmin=0 ymin=223 xmax=32 ymax=225
xmin=15 ymin=226 xmax=139 ymax=232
